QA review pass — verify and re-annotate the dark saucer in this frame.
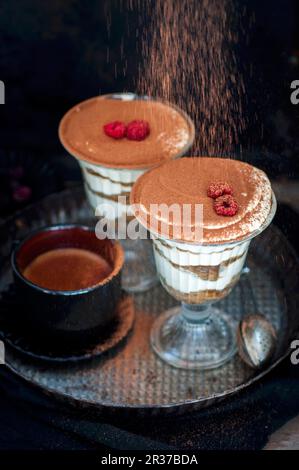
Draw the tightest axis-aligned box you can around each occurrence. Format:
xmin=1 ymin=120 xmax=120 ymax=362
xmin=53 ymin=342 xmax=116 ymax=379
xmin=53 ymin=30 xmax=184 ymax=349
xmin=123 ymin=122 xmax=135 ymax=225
xmin=0 ymin=285 xmax=135 ymax=364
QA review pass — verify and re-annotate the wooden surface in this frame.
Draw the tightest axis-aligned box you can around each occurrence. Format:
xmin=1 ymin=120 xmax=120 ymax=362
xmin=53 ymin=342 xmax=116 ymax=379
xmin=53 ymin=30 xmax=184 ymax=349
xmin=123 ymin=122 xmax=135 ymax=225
xmin=265 ymin=415 xmax=299 ymax=449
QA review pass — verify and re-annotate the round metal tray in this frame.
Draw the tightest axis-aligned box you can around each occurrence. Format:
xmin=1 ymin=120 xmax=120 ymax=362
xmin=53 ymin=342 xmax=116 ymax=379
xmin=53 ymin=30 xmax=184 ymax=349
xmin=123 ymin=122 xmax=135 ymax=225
xmin=0 ymin=187 xmax=298 ymax=416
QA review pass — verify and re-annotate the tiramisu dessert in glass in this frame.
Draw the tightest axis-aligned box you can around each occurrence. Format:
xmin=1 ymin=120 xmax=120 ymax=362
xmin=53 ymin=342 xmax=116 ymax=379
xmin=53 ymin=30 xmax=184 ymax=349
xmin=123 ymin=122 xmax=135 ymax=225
xmin=131 ymin=157 xmax=276 ymax=369
xmin=59 ymin=93 xmax=194 ymax=292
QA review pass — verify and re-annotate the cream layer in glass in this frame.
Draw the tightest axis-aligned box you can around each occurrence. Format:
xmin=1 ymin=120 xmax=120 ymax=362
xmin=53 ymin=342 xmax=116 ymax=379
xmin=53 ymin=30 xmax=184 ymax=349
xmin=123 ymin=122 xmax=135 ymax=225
xmin=81 ymin=162 xmax=143 ymax=220
xmin=152 ymin=235 xmax=250 ymax=303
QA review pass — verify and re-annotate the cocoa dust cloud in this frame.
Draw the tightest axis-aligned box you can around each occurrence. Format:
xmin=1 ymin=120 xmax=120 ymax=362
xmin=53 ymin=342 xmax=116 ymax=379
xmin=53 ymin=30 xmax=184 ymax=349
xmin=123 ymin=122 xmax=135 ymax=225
xmin=113 ymin=0 xmax=250 ymax=157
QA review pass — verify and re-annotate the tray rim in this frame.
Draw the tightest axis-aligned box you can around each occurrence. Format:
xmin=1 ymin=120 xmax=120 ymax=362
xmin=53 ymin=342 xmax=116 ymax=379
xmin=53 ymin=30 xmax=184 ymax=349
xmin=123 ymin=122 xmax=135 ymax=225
xmin=2 ymin=344 xmax=293 ymax=413
xmin=1 ymin=186 xmax=299 ymax=414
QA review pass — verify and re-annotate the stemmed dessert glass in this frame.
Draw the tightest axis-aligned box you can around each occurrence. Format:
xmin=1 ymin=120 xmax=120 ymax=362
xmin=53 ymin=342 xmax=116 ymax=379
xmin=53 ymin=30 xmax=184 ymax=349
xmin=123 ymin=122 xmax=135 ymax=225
xmin=59 ymin=92 xmax=195 ymax=293
xmin=143 ymin=194 xmax=276 ymax=370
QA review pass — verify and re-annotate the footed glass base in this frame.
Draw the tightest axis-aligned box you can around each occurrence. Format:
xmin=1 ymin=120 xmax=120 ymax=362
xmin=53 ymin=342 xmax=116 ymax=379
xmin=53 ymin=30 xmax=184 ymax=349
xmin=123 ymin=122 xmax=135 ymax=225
xmin=151 ymin=304 xmax=237 ymax=370
xmin=120 ymin=238 xmax=157 ymax=293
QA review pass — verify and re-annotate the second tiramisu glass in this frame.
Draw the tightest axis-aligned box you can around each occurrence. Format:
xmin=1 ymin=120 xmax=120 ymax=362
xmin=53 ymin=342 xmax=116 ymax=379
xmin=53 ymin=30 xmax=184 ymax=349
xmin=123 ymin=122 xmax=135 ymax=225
xmin=58 ymin=93 xmax=195 ymax=293
xmin=131 ymin=157 xmax=276 ymax=369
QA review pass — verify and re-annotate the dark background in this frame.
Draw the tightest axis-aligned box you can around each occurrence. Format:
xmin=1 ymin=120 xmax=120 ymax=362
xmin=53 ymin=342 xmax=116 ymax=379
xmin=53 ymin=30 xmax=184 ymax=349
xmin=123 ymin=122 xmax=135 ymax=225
xmin=0 ymin=0 xmax=299 ymax=218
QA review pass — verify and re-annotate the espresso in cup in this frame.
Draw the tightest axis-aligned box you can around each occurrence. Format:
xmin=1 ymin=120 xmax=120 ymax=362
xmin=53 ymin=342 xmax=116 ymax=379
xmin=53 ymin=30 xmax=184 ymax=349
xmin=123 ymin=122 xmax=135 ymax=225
xmin=23 ymin=247 xmax=112 ymax=291
xmin=11 ymin=225 xmax=124 ymax=347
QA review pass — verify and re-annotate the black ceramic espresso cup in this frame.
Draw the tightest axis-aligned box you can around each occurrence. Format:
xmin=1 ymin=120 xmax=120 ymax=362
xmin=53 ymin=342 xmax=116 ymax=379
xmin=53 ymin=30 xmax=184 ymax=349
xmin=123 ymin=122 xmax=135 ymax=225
xmin=11 ymin=224 xmax=124 ymax=347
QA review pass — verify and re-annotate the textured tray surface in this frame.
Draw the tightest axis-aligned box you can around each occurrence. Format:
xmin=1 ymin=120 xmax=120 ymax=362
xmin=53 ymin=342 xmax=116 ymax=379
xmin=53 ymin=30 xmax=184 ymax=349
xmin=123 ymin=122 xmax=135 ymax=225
xmin=0 ymin=187 xmax=297 ymax=414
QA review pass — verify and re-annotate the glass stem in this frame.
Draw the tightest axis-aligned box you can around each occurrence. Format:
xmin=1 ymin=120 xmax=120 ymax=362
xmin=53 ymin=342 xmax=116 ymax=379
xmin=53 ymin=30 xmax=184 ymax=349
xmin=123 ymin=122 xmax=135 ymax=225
xmin=181 ymin=302 xmax=212 ymax=324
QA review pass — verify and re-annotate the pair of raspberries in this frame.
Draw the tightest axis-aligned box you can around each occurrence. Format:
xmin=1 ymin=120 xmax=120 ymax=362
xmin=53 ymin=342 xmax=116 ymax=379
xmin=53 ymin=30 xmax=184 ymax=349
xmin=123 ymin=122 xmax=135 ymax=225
xmin=207 ymin=182 xmax=238 ymax=216
xmin=104 ymin=120 xmax=150 ymax=141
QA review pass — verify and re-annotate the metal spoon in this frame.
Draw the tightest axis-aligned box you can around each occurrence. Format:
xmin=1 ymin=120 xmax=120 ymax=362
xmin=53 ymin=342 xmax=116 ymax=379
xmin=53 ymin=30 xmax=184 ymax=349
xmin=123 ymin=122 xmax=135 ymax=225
xmin=237 ymin=275 xmax=277 ymax=369
xmin=237 ymin=313 xmax=277 ymax=369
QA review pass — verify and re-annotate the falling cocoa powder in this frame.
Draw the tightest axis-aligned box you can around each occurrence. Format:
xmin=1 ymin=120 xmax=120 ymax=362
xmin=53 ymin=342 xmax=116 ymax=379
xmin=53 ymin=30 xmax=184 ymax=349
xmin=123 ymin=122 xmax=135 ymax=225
xmin=136 ymin=0 xmax=247 ymax=156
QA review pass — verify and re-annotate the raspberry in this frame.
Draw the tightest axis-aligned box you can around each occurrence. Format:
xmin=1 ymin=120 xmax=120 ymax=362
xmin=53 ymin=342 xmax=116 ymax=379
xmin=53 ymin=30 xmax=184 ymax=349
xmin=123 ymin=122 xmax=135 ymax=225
xmin=126 ymin=120 xmax=150 ymax=141
xmin=207 ymin=181 xmax=233 ymax=199
xmin=103 ymin=121 xmax=126 ymax=139
xmin=214 ymin=195 xmax=238 ymax=216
